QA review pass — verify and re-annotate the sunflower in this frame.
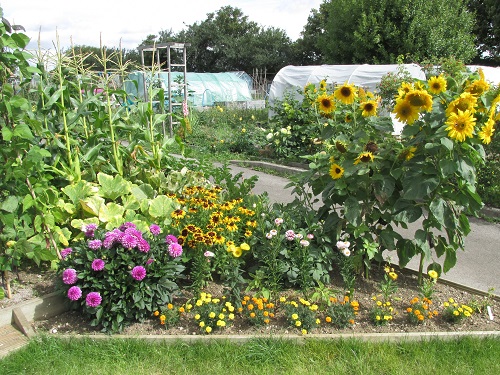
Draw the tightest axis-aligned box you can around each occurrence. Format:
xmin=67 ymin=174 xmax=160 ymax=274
xmin=316 ymin=93 xmax=336 ymax=114
xmin=360 ymin=100 xmax=378 ymax=117
xmin=478 ymin=118 xmax=496 ymax=145
xmin=396 ymin=82 xmax=414 ymax=100
xmin=445 ymin=109 xmax=476 ymax=142
xmin=405 ymin=89 xmax=433 ymax=112
xmin=399 ymin=146 xmax=418 ymax=161
xmin=446 ymin=92 xmax=478 ymax=116
xmin=354 ymin=151 xmax=375 ymax=165
xmin=334 ymin=82 xmax=357 ymax=104
xmin=427 ymin=75 xmax=447 ymax=95
xmin=329 ymin=163 xmax=344 ymax=180
xmin=335 ymin=140 xmax=347 ymax=153
xmin=319 ymin=79 xmax=327 ymax=91
xmin=466 ymin=79 xmax=489 ymax=96
xmin=393 ymin=98 xmax=420 ymax=124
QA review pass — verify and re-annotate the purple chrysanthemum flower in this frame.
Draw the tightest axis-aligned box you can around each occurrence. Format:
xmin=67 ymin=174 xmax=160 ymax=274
xmin=119 ymin=222 xmax=136 ymax=231
xmin=124 ymin=227 xmax=143 ymax=239
xmin=86 ymin=292 xmax=102 ymax=307
xmin=146 ymin=258 xmax=155 ymax=265
xmin=121 ymin=233 xmax=138 ymax=249
xmin=67 ymin=286 xmax=82 ymax=301
xmin=60 ymin=248 xmax=73 ymax=259
xmin=165 ymin=234 xmax=178 ymax=245
xmin=91 ymin=258 xmax=105 ymax=271
xmin=168 ymin=242 xmax=183 ymax=258
xmin=149 ymin=224 xmax=161 ymax=236
xmin=62 ymin=268 xmax=78 ymax=285
xmin=103 ymin=229 xmax=123 ymax=249
xmin=83 ymin=223 xmax=98 ymax=238
xmin=131 ymin=266 xmax=147 ymax=281
xmin=137 ymin=238 xmax=150 ymax=253
xmin=88 ymin=239 xmax=102 ymax=250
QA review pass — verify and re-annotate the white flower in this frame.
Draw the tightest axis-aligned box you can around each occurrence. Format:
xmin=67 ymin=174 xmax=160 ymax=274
xmin=307 ymin=233 xmax=314 ymax=240
xmin=266 ymin=132 xmax=274 ymax=140
xmin=300 ymin=240 xmax=310 ymax=247
xmin=274 ymin=218 xmax=284 ymax=225
xmin=296 ymin=233 xmax=304 ymax=240
xmin=266 ymin=232 xmax=273 ymax=239
xmin=204 ymin=251 xmax=215 ymax=257
xmin=336 ymin=241 xmax=350 ymax=250
xmin=342 ymin=248 xmax=351 ymax=257
xmin=270 ymin=229 xmax=278 ymax=236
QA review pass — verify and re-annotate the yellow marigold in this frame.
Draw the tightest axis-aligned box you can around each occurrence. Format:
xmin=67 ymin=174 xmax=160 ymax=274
xmin=325 ymin=316 xmax=332 ymax=323
xmin=205 ymin=326 xmax=212 ymax=333
xmin=154 ymin=310 xmax=160 ymax=316
xmin=295 ymin=320 xmax=302 ymax=327
xmin=428 ymin=270 xmax=439 ymax=279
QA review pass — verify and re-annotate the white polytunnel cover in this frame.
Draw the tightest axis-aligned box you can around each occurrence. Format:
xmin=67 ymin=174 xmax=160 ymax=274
xmin=268 ymin=64 xmax=427 ymax=107
xmin=125 ymin=71 xmax=253 ymax=107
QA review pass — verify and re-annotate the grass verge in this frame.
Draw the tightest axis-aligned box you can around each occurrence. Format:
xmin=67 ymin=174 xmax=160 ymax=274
xmin=1 ymin=335 xmax=499 ymax=374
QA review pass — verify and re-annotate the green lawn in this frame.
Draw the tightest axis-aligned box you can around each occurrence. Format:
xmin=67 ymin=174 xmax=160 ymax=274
xmin=1 ymin=336 xmax=499 ymax=375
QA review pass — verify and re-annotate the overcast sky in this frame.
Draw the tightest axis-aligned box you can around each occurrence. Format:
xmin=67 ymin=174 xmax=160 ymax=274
xmin=1 ymin=0 xmax=323 ymax=51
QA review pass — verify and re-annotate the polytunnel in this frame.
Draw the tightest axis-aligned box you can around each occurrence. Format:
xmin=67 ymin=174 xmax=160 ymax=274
xmin=125 ymin=71 xmax=253 ymax=107
xmin=268 ymin=64 xmax=427 ymax=107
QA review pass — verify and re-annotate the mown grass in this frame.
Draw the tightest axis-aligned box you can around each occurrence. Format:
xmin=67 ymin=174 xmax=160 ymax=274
xmin=1 ymin=335 xmax=499 ymax=375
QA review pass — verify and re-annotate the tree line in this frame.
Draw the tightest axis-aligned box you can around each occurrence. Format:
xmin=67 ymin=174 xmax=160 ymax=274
xmin=70 ymin=0 xmax=500 ymax=74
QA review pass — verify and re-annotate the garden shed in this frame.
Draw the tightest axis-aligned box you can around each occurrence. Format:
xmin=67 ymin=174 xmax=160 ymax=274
xmin=125 ymin=71 xmax=253 ymax=107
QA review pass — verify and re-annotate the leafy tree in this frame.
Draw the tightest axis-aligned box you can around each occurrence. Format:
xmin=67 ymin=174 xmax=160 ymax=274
xmin=301 ymin=0 xmax=476 ymax=64
xmin=468 ymin=0 xmax=500 ymax=65
xmin=293 ymin=8 xmax=327 ymax=65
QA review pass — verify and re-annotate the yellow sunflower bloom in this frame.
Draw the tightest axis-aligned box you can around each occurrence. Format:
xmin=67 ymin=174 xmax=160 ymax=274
xmin=405 ymin=89 xmax=433 ymax=112
xmin=445 ymin=109 xmax=476 ymax=142
xmin=319 ymin=79 xmax=327 ymax=91
xmin=393 ymin=98 xmax=420 ymax=124
xmin=466 ymin=79 xmax=489 ymax=96
xmin=334 ymin=82 xmax=357 ymax=104
xmin=427 ymin=75 xmax=447 ymax=95
xmin=316 ymin=93 xmax=336 ymax=114
xmin=446 ymin=92 xmax=478 ymax=116
xmin=360 ymin=100 xmax=378 ymax=117
xmin=478 ymin=118 xmax=496 ymax=145
xmin=354 ymin=151 xmax=375 ymax=165
xmin=329 ymin=163 xmax=344 ymax=179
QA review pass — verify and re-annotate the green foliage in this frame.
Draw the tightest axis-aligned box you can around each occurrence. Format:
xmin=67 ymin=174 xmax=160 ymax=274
xmin=324 ymin=295 xmax=359 ymax=329
xmin=442 ymin=298 xmax=474 ymax=323
xmin=191 ymin=292 xmax=235 ymax=333
xmin=307 ymin=0 xmax=476 ymax=64
xmin=468 ymin=0 xmax=500 ymax=65
xmin=56 ymin=223 xmax=185 ymax=332
xmin=282 ymin=296 xmax=320 ymax=334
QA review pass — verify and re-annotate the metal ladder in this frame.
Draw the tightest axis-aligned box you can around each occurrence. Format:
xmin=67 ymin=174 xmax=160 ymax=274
xmin=139 ymin=42 xmax=190 ymax=137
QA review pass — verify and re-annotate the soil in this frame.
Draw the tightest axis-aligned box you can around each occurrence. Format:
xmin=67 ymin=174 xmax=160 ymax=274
xmin=3 ymin=265 xmax=498 ymax=337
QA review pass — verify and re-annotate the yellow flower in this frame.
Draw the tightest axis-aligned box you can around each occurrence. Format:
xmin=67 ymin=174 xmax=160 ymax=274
xmin=295 ymin=320 xmax=302 ymax=327
xmin=240 ymin=242 xmax=250 ymax=251
xmin=199 ymin=321 xmax=205 ymax=327
xmin=334 ymin=82 xmax=357 ymax=104
xmin=301 ymin=329 xmax=308 ymax=335
xmin=393 ymin=98 xmax=420 ymax=125
xmin=428 ymin=270 xmax=439 ymax=279
xmin=478 ymin=118 xmax=495 ymax=145
xmin=316 ymin=93 xmax=336 ymax=114
xmin=325 ymin=316 xmax=332 ymax=323
xmin=446 ymin=92 xmax=478 ymax=116
xmin=153 ymin=310 xmax=159 ymax=316
xmin=427 ymin=75 xmax=447 ymax=95
xmin=466 ymin=78 xmax=489 ymax=96
xmin=208 ymin=312 xmax=216 ymax=319
xmin=354 ymin=151 xmax=374 ymax=165
xmin=319 ymin=79 xmax=327 ymax=91
xmin=232 ymin=247 xmax=243 ymax=258
xmin=360 ymin=100 xmax=378 ymax=117
xmin=445 ymin=109 xmax=476 ymax=142
xmin=206 ymin=326 xmax=212 ymax=333
xmin=291 ymin=313 xmax=299 ymax=320
xmin=329 ymin=163 xmax=344 ymax=180
xmin=388 ymin=272 xmax=398 ymax=281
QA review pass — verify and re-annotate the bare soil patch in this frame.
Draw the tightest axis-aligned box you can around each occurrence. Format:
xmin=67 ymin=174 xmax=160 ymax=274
xmin=5 ymin=266 xmax=497 ymax=337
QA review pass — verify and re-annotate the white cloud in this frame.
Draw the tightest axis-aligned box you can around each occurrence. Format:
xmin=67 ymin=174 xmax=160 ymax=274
xmin=1 ymin=0 xmax=322 ymax=51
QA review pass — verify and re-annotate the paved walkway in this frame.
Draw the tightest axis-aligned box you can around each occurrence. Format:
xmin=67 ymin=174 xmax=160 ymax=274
xmin=228 ymin=161 xmax=500 ymax=297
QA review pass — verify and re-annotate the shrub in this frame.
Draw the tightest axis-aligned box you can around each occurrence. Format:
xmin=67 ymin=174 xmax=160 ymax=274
xmin=57 ymin=222 xmax=185 ymax=332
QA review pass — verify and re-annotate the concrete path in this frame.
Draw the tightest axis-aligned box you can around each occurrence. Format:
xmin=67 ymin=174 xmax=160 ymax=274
xmin=228 ymin=161 xmax=500 ymax=297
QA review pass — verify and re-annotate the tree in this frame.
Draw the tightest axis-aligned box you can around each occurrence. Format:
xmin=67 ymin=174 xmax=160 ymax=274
xmin=293 ymin=8 xmax=327 ymax=65
xmin=468 ymin=0 xmax=500 ymax=65
xmin=302 ymin=0 xmax=476 ymax=64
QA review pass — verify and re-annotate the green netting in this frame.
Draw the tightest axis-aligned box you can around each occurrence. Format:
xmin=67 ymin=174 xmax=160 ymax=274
xmin=125 ymin=71 xmax=252 ymax=107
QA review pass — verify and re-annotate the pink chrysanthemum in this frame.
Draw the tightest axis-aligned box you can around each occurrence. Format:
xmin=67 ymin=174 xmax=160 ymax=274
xmin=165 ymin=234 xmax=178 ymax=245
xmin=119 ymin=222 xmax=136 ymax=231
xmin=62 ymin=268 xmax=78 ymax=285
xmin=149 ymin=224 xmax=161 ymax=236
xmin=121 ymin=234 xmax=138 ymax=249
xmin=67 ymin=286 xmax=82 ymax=301
xmin=103 ymin=229 xmax=123 ymax=249
xmin=146 ymin=258 xmax=155 ymax=265
xmin=168 ymin=242 xmax=183 ymax=258
xmin=60 ymin=248 xmax=73 ymax=259
xmin=86 ymin=292 xmax=102 ymax=307
xmin=131 ymin=266 xmax=147 ymax=281
xmin=91 ymin=258 xmax=105 ymax=271
xmin=285 ymin=230 xmax=295 ymax=241
xmin=83 ymin=223 xmax=98 ymax=238
xmin=137 ymin=238 xmax=150 ymax=253
xmin=88 ymin=239 xmax=102 ymax=250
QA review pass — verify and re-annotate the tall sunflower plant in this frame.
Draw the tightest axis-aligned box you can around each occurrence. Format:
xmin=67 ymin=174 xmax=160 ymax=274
xmin=286 ymin=70 xmax=498 ymax=281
